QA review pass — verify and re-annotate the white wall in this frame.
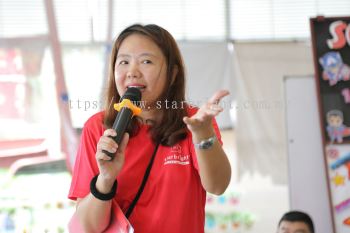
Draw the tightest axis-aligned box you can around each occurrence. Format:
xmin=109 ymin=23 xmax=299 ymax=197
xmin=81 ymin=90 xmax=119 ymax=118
xmin=233 ymin=41 xmax=315 ymax=184
xmin=232 ymin=41 xmax=321 ymax=233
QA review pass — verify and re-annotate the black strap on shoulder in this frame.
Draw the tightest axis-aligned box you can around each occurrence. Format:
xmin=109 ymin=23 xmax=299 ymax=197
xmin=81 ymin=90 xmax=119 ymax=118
xmin=125 ymin=142 xmax=160 ymax=219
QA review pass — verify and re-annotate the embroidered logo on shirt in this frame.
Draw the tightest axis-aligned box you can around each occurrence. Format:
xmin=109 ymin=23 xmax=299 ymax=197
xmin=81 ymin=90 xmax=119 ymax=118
xmin=164 ymin=144 xmax=190 ymax=166
xmin=171 ymin=144 xmax=182 ymax=154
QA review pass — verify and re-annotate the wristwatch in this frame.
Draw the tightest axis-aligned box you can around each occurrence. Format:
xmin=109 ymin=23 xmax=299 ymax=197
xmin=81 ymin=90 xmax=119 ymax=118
xmin=194 ymin=134 xmax=216 ymax=150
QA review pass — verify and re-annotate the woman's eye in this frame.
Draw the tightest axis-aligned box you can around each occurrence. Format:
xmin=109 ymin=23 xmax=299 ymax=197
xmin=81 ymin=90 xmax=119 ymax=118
xmin=143 ymin=60 xmax=152 ymax=64
xmin=119 ymin=60 xmax=128 ymax=65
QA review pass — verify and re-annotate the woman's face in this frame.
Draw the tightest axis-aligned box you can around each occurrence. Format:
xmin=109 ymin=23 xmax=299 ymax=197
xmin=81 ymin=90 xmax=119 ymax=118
xmin=114 ymin=34 xmax=167 ymax=107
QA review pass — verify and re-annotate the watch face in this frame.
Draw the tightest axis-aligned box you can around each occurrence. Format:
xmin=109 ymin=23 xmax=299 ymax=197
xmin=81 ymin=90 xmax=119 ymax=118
xmin=202 ymin=141 xmax=211 ymax=149
xmin=195 ymin=135 xmax=216 ymax=149
xmin=199 ymin=137 xmax=215 ymax=149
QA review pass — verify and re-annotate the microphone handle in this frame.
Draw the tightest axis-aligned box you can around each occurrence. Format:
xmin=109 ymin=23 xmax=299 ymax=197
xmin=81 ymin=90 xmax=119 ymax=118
xmin=103 ymin=107 xmax=133 ymax=159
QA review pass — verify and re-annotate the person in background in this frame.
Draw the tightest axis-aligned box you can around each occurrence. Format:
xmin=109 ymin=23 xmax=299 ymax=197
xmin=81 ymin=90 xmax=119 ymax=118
xmin=277 ymin=210 xmax=315 ymax=233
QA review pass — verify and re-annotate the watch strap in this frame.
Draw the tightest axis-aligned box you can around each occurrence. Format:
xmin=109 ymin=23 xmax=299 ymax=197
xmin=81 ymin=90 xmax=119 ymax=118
xmin=194 ymin=134 xmax=216 ymax=149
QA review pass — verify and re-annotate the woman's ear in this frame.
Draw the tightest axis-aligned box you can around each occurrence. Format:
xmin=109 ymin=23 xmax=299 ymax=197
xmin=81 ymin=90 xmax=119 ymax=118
xmin=171 ymin=66 xmax=178 ymax=85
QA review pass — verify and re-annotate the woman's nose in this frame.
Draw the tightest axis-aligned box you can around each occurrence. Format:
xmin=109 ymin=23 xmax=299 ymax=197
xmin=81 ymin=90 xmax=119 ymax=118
xmin=127 ymin=63 xmax=141 ymax=78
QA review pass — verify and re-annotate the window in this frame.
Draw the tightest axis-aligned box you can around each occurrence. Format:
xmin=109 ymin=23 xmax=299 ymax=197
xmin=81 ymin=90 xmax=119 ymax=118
xmin=112 ymin=0 xmax=226 ymax=40
xmin=230 ymin=0 xmax=350 ymax=40
xmin=54 ymin=0 xmax=109 ymax=42
xmin=0 ymin=0 xmax=47 ymax=37
xmin=1 ymin=0 xmax=349 ymax=42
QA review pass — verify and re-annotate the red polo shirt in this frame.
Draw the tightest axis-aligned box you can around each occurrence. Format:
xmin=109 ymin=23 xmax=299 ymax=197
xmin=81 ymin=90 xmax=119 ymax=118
xmin=68 ymin=107 xmax=222 ymax=233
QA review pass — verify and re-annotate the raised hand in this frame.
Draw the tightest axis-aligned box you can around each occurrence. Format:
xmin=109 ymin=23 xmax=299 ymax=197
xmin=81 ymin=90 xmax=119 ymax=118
xmin=183 ymin=90 xmax=229 ymax=134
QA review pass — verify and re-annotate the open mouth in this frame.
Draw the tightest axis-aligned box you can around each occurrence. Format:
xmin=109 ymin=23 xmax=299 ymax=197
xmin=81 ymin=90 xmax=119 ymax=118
xmin=127 ymin=85 xmax=146 ymax=91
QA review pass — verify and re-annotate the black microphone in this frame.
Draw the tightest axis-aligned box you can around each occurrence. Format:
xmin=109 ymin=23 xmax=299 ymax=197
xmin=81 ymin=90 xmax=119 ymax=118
xmin=103 ymin=87 xmax=142 ymax=159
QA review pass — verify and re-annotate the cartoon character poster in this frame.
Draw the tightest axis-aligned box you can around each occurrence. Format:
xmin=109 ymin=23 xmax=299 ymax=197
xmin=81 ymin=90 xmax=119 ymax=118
xmin=311 ymin=16 xmax=350 ymax=233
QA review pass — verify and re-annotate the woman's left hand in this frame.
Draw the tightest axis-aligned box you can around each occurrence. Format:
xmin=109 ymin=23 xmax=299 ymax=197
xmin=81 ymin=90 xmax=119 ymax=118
xmin=183 ymin=90 xmax=229 ymax=134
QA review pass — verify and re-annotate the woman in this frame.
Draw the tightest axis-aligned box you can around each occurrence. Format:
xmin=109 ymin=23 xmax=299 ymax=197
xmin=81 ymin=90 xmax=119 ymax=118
xmin=68 ymin=24 xmax=231 ymax=233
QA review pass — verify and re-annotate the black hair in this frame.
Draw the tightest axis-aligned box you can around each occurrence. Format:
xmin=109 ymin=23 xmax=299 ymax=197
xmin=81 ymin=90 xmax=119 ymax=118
xmin=278 ymin=211 xmax=314 ymax=233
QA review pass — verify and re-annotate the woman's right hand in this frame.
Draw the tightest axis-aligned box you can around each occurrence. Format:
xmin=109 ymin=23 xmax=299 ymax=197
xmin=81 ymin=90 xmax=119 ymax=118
xmin=95 ymin=129 xmax=129 ymax=193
